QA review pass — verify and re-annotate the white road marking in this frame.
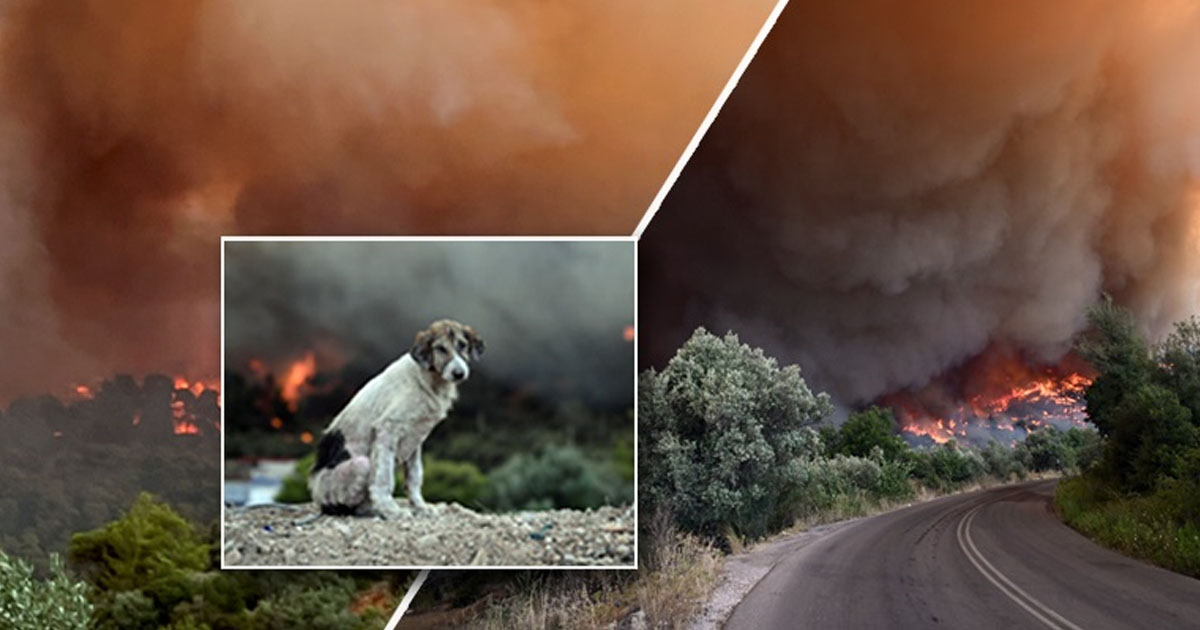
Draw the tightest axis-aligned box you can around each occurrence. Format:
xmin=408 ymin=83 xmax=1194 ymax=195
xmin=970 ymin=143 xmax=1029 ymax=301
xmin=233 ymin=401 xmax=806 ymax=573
xmin=384 ymin=569 xmax=429 ymax=630
xmin=956 ymin=503 xmax=1084 ymax=630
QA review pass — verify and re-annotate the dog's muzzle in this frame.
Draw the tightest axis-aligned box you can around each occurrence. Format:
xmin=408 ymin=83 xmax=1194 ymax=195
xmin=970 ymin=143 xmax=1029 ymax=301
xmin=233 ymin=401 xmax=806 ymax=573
xmin=443 ymin=355 xmax=469 ymax=382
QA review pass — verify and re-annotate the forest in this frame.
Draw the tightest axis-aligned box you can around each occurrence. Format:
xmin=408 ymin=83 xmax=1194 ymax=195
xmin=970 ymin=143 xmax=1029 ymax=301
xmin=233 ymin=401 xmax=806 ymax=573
xmin=1057 ymin=301 xmax=1200 ymax=576
xmin=0 ymin=375 xmax=403 ymax=628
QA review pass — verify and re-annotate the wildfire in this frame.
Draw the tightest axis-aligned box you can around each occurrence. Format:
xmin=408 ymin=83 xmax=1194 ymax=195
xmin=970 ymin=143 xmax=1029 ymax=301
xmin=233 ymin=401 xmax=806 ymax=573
xmin=280 ymin=352 xmax=317 ymax=412
xmin=170 ymin=398 xmax=202 ymax=435
xmin=41 ymin=374 xmax=219 ymax=437
xmin=174 ymin=375 xmax=219 ymax=397
xmin=883 ymin=348 xmax=1094 ymax=445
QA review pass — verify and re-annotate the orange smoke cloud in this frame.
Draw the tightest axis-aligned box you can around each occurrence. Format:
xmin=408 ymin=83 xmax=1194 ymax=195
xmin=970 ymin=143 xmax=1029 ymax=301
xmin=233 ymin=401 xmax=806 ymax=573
xmin=642 ymin=1 xmax=1200 ymax=417
xmin=0 ymin=0 xmax=773 ymax=402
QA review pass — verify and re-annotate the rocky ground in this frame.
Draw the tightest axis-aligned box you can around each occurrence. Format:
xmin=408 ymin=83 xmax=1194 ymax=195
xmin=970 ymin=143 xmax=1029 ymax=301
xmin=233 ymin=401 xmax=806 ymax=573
xmin=223 ymin=501 xmax=635 ymax=567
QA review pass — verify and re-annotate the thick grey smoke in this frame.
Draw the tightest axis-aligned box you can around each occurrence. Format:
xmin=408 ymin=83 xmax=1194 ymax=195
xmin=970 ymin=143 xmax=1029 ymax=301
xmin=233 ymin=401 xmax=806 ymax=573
xmin=642 ymin=1 xmax=1200 ymax=409
xmin=0 ymin=0 xmax=772 ymax=402
xmin=225 ymin=241 xmax=633 ymax=405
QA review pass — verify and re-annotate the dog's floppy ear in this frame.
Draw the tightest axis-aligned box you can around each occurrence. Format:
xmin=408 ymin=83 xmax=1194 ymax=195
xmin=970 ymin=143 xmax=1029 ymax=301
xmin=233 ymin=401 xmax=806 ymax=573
xmin=464 ymin=325 xmax=485 ymax=361
xmin=411 ymin=329 xmax=434 ymax=369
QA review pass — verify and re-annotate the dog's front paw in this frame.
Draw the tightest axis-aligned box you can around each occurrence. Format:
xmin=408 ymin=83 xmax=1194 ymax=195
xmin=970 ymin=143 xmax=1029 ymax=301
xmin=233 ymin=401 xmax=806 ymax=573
xmin=373 ymin=499 xmax=404 ymax=520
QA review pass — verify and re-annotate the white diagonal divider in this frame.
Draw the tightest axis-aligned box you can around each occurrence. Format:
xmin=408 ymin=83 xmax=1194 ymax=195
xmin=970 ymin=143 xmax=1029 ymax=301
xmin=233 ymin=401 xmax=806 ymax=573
xmin=633 ymin=0 xmax=791 ymax=239
xmin=384 ymin=569 xmax=429 ymax=630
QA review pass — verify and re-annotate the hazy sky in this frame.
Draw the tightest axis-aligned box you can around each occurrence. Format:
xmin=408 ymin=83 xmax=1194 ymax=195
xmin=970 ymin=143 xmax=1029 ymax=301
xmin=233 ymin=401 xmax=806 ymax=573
xmin=225 ymin=240 xmax=634 ymax=405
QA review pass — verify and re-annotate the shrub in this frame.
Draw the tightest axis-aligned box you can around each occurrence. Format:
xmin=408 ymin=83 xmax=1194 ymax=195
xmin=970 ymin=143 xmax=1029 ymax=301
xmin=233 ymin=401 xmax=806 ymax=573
xmin=980 ymin=440 xmax=1023 ymax=480
xmin=785 ymin=445 xmax=914 ymax=520
xmin=420 ymin=458 xmax=490 ymax=507
xmin=914 ymin=442 xmax=985 ymax=490
xmin=485 ymin=445 xmax=629 ymax=511
xmin=275 ymin=453 xmax=317 ymax=504
xmin=1057 ymin=476 xmax=1200 ymax=578
xmin=0 ymin=551 xmax=92 ymax=629
xmin=277 ymin=453 xmax=490 ymax=508
xmin=251 ymin=574 xmax=379 ymax=630
xmin=835 ymin=407 xmax=909 ymax=462
xmin=612 ymin=439 xmax=635 ymax=484
xmin=1021 ymin=427 xmax=1072 ymax=472
xmin=640 ymin=328 xmax=833 ymax=541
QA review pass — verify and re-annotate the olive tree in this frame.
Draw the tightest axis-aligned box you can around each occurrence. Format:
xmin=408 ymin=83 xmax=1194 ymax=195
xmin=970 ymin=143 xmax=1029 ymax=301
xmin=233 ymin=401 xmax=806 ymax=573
xmin=640 ymin=328 xmax=833 ymax=540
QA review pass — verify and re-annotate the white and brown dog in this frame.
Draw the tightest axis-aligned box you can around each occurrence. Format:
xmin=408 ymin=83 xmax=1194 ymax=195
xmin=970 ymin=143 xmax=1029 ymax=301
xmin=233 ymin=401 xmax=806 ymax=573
xmin=309 ymin=319 xmax=484 ymax=519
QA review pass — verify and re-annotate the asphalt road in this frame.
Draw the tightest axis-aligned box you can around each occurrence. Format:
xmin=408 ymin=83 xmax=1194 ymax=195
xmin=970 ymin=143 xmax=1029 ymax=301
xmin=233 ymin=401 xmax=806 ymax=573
xmin=725 ymin=480 xmax=1200 ymax=629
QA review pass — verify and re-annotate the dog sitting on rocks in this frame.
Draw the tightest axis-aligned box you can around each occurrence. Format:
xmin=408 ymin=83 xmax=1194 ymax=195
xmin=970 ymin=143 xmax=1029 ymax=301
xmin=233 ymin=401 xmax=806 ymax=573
xmin=308 ymin=319 xmax=483 ymax=519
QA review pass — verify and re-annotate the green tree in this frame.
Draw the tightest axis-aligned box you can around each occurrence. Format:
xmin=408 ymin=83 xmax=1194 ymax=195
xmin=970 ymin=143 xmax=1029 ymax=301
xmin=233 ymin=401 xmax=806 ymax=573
xmin=1075 ymin=298 xmax=1154 ymax=438
xmin=980 ymin=440 xmax=1024 ymax=480
xmin=0 ymin=550 xmax=92 ymax=629
xmin=68 ymin=493 xmax=209 ymax=593
xmin=640 ymin=328 xmax=833 ymax=540
xmin=1063 ymin=426 xmax=1103 ymax=471
xmin=1107 ymin=384 xmax=1197 ymax=491
xmin=1155 ymin=316 xmax=1200 ymax=423
xmin=835 ymin=406 xmax=908 ymax=461
xmin=1021 ymin=427 xmax=1072 ymax=472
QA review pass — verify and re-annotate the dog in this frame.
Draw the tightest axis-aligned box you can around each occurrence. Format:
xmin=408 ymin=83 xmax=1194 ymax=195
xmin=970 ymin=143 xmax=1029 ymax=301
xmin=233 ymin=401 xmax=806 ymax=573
xmin=308 ymin=319 xmax=484 ymax=519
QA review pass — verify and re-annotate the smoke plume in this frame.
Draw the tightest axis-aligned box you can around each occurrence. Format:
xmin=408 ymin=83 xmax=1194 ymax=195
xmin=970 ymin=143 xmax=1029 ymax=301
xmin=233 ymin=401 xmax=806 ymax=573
xmin=224 ymin=241 xmax=634 ymax=406
xmin=642 ymin=1 xmax=1200 ymax=412
xmin=0 ymin=0 xmax=772 ymax=401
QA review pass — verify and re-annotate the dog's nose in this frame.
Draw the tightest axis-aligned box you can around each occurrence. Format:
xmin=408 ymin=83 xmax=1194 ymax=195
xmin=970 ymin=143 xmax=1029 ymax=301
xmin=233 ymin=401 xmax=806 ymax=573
xmin=451 ymin=367 xmax=465 ymax=380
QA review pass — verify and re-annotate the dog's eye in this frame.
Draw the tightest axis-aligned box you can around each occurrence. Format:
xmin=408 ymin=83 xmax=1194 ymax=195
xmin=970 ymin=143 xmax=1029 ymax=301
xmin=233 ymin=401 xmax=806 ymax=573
xmin=456 ymin=340 xmax=466 ymax=352
xmin=434 ymin=346 xmax=447 ymax=355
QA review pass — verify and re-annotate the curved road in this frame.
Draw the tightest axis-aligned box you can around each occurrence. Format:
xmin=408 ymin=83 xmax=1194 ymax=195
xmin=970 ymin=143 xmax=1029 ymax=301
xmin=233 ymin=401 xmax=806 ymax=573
xmin=726 ymin=480 xmax=1200 ymax=629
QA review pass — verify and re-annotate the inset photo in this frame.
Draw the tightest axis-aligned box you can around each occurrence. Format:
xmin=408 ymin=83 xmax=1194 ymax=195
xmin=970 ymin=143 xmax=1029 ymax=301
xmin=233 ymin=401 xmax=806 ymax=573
xmin=220 ymin=238 xmax=635 ymax=569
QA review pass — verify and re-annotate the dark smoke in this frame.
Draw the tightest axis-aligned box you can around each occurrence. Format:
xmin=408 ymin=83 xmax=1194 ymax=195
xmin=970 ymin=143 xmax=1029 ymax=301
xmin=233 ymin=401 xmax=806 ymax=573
xmin=224 ymin=241 xmax=633 ymax=406
xmin=642 ymin=1 xmax=1200 ymax=411
xmin=0 ymin=0 xmax=772 ymax=402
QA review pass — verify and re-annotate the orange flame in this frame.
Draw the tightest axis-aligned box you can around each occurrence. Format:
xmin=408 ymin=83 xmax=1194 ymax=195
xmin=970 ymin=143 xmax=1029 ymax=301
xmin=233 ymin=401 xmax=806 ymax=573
xmin=885 ymin=348 xmax=1094 ymax=445
xmin=174 ymin=375 xmax=219 ymax=397
xmin=623 ymin=325 xmax=635 ymax=342
xmin=280 ymin=352 xmax=317 ymax=412
xmin=170 ymin=397 xmax=204 ymax=435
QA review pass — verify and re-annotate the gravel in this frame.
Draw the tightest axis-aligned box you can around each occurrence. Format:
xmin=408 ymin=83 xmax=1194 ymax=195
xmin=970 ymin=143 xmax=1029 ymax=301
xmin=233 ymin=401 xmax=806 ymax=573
xmin=223 ymin=501 xmax=635 ymax=567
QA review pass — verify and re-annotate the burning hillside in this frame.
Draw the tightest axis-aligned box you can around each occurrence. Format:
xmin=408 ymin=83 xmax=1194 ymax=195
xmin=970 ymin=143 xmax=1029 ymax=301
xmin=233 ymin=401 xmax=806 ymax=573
xmin=881 ymin=348 xmax=1093 ymax=446
xmin=7 ymin=373 xmax=221 ymax=442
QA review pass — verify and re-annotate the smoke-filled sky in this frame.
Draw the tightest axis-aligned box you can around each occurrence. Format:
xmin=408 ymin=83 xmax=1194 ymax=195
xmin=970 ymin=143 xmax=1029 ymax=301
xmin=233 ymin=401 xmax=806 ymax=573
xmin=225 ymin=241 xmax=633 ymax=405
xmin=0 ymin=0 xmax=772 ymax=402
xmin=642 ymin=1 xmax=1200 ymax=410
